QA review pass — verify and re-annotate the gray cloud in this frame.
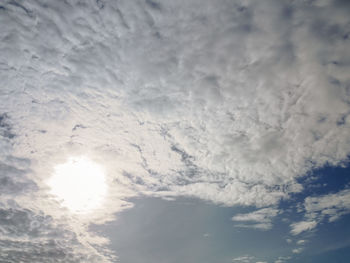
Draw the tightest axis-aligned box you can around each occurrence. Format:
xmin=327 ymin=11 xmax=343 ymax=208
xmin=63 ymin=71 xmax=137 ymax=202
xmin=1 ymin=0 xmax=350 ymax=261
xmin=0 ymin=201 xmax=114 ymax=262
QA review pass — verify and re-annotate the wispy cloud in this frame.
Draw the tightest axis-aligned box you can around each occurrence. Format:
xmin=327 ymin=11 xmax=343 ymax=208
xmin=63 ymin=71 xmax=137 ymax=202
xmin=291 ymin=189 xmax=350 ymax=235
xmin=232 ymin=255 xmax=255 ymax=263
xmin=232 ymin=207 xmax=279 ymax=230
xmin=304 ymin=189 xmax=350 ymax=222
xmin=290 ymin=220 xmax=317 ymax=235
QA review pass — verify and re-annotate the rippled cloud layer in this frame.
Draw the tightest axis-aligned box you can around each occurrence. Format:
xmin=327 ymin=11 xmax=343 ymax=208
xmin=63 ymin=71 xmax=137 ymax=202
xmin=1 ymin=0 xmax=350 ymax=261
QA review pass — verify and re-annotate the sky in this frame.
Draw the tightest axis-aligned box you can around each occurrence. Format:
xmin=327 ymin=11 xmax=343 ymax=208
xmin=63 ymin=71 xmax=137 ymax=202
xmin=0 ymin=0 xmax=350 ymax=262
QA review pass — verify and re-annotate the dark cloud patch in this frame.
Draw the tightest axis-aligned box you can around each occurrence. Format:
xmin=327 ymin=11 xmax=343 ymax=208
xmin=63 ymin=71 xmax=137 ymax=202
xmin=96 ymin=0 xmax=105 ymax=10
xmin=171 ymin=145 xmax=194 ymax=166
xmin=334 ymin=0 xmax=350 ymax=8
xmin=6 ymin=0 xmax=33 ymax=17
xmin=0 ymin=113 xmax=15 ymax=139
xmin=0 ymin=161 xmax=37 ymax=195
xmin=145 ymin=0 xmax=161 ymax=11
xmin=72 ymin=124 xmax=87 ymax=131
xmin=281 ymin=5 xmax=294 ymax=20
xmin=311 ymin=21 xmax=347 ymax=43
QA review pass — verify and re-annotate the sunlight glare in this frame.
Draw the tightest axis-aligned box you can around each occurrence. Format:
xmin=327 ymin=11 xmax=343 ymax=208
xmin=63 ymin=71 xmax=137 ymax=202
xmin=48 ymin=156 xmax=107 ymax=213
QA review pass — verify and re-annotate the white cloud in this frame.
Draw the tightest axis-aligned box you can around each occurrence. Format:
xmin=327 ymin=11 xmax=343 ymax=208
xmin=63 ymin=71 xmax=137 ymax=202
xmin=234 ymin=223 xmax=273 ymax=231
xmin=232 ymin=207 xmax=278 ymax=230
xmin=290 ymin=220 xmax=317 ymax=235
xmin=233 ymin=255 xmax=255 ymax=263
xmin=292 ymin=247 xmax=304 ymax=254
xmin=304 ymin=189 xmax=350 ymax=221
xmin=291 ymin=189 xmax=350 ymax=235
xmin=1 ymin=0 xmax=350 ymax=261
xmin=274 ymin=256 xmax=291 ymax=263
xmin=296 ymin=239 xmax=306 ymax=245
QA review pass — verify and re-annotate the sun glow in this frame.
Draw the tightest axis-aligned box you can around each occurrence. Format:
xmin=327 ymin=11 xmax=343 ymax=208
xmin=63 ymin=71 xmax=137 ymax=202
xmin=48 ymin=156 xmax=107 ymax=213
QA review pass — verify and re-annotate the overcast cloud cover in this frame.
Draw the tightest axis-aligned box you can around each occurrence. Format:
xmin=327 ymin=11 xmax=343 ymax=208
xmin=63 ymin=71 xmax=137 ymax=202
xmin=1 ymin=0 xmax=350 ymax=262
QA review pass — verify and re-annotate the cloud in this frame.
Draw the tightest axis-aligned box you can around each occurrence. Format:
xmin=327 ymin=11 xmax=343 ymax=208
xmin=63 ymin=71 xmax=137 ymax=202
xmin=274 ymin=256 xmax=291 ymax=263
xmin=1 ymin=0 xmax=350 ymax=261
xmin=232 ymin=207 xmax=279 ymax=230
xmin=0 ymin=157 xmax=37 ymax=195
xmin=296 ymin=239 xmax=306 ymax=245
xmin=291 ymin=188 xmax=350 ymax=235
xmin=232 ymin=255 xmax=255 ymax=263
xmin=290 ymin=221 xmax=317 ymax=235
xmin=0 ymin=200 xmax=115 ymax=262
xmin=292 ymin=247 xmax=304 ymax=254
xmin=304 ymin=188 xmax=350 ymax=222
xmin=2 ymin=0 xmax=350 ymax=208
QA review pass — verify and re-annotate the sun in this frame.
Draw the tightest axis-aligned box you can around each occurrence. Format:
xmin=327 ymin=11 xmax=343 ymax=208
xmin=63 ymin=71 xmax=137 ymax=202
xmin=47 ymin=156 xmax=107 ymax=213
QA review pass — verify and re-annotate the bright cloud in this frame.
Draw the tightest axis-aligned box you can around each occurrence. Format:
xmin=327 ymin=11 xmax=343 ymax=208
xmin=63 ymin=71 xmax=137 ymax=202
xmin=1 ymin=0 xmax=350 ymax=261
xmin=47 ymin=156 xmax=108 ymax=213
